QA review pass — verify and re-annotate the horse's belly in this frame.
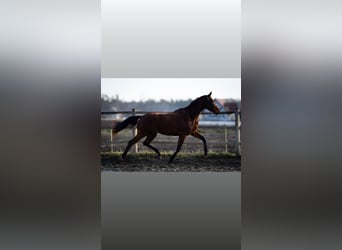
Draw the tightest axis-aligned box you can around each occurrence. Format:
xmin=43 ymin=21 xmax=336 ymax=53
xmin=140 ymin=113 xmax=194 ymax=136
xmin=158 ymin=128 xmax=182 ymax=136
xmin=159 ymin=119 xmax=195 ymax=136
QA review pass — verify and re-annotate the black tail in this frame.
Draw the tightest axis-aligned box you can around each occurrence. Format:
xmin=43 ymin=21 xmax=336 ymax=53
xmin=113 ymin=115 xmax=142 ymax=134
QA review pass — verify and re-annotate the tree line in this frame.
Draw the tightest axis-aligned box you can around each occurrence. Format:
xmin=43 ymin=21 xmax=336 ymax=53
xmin=101 ymin=94 xmax=240 ymax=112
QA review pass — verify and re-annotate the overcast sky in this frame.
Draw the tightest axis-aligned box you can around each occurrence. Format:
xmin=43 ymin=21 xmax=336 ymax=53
xmin=101 ymin=78 xmax=241 ymax=101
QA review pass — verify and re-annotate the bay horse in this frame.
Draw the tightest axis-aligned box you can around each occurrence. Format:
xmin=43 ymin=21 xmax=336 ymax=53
xmin=112 ymin=92 xmax=220 ymax=163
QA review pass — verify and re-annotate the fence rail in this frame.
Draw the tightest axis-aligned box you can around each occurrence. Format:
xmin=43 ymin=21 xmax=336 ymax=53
xmin=101 ymin=110 xmax=240 ymax=115
xmin=101 ymin=109 xmax=241 ymax=155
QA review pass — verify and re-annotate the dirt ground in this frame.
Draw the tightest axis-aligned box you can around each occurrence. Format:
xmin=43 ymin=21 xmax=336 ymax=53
xmin=101 ymin=152 xmax=241 ymax=172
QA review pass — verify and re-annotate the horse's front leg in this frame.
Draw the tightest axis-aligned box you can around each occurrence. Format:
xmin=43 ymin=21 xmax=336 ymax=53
xmin=191 ymin=131 xmax=207 ymax=156
xmin=169 ymin=134 xmax=186 ymax=164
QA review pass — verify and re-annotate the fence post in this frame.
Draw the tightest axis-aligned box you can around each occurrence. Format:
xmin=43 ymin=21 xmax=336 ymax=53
xmin=224 ymin=127 xmax=228 ymax=153
xmin=132 ymin=108 xmax=138 ymax=153
xmin=110 ymin=129 xmax=113 ymax=152
xmin=234 ymin=109 xmax=241 ymax=156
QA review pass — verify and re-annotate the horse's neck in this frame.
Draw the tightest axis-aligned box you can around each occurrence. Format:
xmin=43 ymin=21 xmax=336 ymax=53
xmin=185 ymin=99 xmax=203 ymax=120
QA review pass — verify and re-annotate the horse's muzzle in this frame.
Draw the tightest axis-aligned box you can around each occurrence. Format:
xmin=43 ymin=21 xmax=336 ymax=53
xmin=213 ymin=107 xmax=220 ymax=114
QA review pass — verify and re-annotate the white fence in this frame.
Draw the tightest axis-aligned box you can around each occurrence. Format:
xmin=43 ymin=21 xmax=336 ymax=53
xmin=101 ymin=109 xmax=241 ymax=155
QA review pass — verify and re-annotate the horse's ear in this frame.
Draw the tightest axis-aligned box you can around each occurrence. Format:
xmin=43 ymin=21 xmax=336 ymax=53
xmin=208 ymin=92 xmax=212 ymax=97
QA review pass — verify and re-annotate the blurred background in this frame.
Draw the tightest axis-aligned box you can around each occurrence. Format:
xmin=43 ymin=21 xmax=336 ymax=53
xmin=1 ymin=0 xmax=342 ymax=250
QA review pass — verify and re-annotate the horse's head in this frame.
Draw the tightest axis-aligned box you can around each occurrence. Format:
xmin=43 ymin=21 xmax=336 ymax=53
xmin=203 ymin=92 xmax=220 ymax=114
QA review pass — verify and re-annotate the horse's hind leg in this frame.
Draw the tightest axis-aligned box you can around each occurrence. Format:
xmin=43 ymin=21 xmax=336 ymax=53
xmin=191 ymin=131 xmax=207 ymax=156
xmin=169 ymin=135 xmax=186 ymax=164
xmin=122 ymin=133 xmax=145 ymax=159
xmin=143 ymin=133 xmax=161 ymax=158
